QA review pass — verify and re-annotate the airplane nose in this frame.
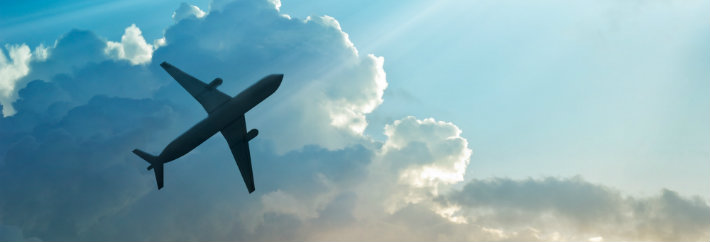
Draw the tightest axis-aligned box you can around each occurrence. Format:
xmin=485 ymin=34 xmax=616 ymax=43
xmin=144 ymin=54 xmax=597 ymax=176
xmin=272 ymin=74 xmax=283 ymax=87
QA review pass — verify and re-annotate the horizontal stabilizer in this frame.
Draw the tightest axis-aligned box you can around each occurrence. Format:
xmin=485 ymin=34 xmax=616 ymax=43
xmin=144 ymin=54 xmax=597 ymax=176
xmin=132 ymin=149 xmax=164 ymax=189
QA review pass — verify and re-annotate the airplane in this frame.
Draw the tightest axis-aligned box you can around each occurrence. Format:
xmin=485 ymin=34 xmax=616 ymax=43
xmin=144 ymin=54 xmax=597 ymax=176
xmin=132 ymin=61 xmax=283 ymax=193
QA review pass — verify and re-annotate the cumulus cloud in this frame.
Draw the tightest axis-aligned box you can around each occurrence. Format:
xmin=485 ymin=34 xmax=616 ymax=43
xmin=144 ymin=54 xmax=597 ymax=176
xmin=439 ymin=177 xmax=710 ymax=241
xmin=0 ymin=0 xmax=386 ymax=239
xmin=383 ymin=117 xmax=471 ymax=188
xmin=0 ymin=97 xmax=175 ymax=240
xmin=357 ymin=116 xmax=472 ymax=216
xmin=0 ymin=44 xmax=48 ymax=116
xmin=248 ymin=176 xmax=710 ymax=241
xmin=0 ymin=45 xmax=31 ymax=114
xmin=172 ymin=2 xmax=207 ymax=22
xmin=1 ymin=25 xmax=156 ymax=116
xmin=152 ymin=0 xmax=387 ymax=152
xmin=0 ymin=0 xmax=707 ymax=241
xmin=105 ymin=24 xmax=155 ymax=65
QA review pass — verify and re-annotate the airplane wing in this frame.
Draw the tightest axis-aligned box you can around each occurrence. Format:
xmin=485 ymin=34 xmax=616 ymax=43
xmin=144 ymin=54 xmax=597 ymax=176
xmin=160 ymin=62 xmax=231 ymax=113
xmin=220 ymin=115 xmax=256 ymax=193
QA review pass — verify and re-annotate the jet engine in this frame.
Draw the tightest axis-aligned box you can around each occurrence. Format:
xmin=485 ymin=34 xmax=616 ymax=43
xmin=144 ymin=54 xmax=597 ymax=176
xmin=208 ymin=78 xmax=223 ymax=89
xmin=245 ymin=129 xmax=258 ymax=141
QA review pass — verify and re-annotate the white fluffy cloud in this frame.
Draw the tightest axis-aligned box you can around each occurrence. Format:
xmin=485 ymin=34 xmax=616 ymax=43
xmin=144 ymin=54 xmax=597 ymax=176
xmin=105 ymin=24 xmax=155 ymax=65
xmin=172 ymin=2 xmax=206 ymax=22
xmin=1 ymin=24 xmax=156 ymax=116
xmin=0 ymin=44 xmax=48 ymax=116
xmin=355 ymin=116 xmax=472 ymax=216
xmin=0 ymin=45 xmax=31 ymax=116
xmin=383 ymin=117 xmax=471 ymax=188
xmin=152 ymin=0 xmax=387 ymax=152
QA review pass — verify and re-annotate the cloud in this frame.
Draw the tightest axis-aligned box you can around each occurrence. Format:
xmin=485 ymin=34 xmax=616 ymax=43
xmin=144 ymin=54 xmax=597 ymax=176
xmin=0 ymin=0 xmax=386 ymax=239
xmin=152 ymin=0 xmax=387 ymax=152
xmin=0 ymin=0 xmax=707 ymax=241
xmin=0 ymin=44 xmax=48 ymax=116
xmin=0 ymin=45 xmax=31 ymax=112
xmin=383 ymin=117 xmax=471 ymax=188
xmin=440 ymin=177 xmax=710 ymax=241
xmin=0 ymin=225 xmax=41 ymax=242
xmin=105 ymin=24 xmax=155 ymax=65
xmin=172 ymin=2 xmax=206 ymax=22
xmin=0 ymin=96 xmax=176 ymax=240
xmin=358 ymin=116 xmax=472 ymax=215
xmin=1 ymin=26 xmax=156 ymax=116
xmin=2 ymin=0 xmax=387 ymax=154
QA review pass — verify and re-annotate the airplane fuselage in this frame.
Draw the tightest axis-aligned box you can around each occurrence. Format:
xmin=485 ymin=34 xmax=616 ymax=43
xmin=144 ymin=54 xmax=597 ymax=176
xmin=157 ymin=74 xmax=282 ymax=163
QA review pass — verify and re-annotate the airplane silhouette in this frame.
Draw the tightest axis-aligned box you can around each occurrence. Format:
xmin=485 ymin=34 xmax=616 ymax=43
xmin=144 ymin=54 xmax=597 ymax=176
xmin=133 ymin=62 xmax=282 ymax=193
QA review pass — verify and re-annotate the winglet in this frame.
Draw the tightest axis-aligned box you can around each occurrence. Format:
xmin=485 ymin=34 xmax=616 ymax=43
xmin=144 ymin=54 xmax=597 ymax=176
xmin=247 ymin=178 xmax=255 ymax=194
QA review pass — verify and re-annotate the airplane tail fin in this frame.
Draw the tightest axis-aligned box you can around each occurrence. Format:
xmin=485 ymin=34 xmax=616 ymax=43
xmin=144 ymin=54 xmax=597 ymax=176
xmin=132 ymin=149 xmax=164 ymax=190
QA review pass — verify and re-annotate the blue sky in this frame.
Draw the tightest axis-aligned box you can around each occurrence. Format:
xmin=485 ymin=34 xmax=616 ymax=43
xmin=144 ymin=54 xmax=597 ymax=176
xmin=279 ymin=0 xmax=710 ymax=197
xmin=0 ymin=0 xmax=708 ymax=241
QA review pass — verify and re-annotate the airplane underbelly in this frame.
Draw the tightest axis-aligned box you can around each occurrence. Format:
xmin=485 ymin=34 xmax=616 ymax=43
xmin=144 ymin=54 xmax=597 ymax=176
xmin=160 ymin=119 xmax=221 ymax=162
